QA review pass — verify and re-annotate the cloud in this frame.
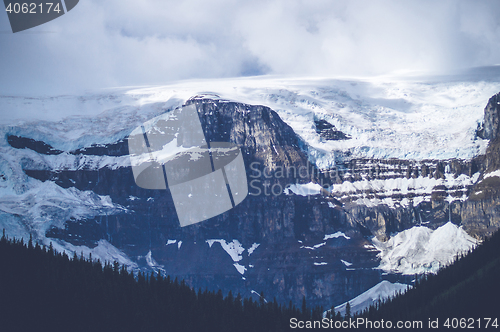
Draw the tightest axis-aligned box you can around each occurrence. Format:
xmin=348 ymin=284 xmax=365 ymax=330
xmin=1 ymin=0 xmax=500 ymax=95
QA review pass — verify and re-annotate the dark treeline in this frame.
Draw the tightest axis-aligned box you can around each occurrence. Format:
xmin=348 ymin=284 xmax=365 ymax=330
xmin=0 ymin=231 xmax=328 ymax=332
xmin=2 ymin=228 xmax=499 ymax=331
xmin=357 ymin=228 xmax=500 ymax=323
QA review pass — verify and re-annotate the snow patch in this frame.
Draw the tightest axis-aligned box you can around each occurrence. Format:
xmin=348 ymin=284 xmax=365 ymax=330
xmin=331 ymin=281 xmax=410 ymax=317
xmin=145 ymin=250 xmax=161 ymax=268
xmin=50 ymin=239 xmax=138 ymax=270
xmin=247 ymin=243 xmax=260 ymax=256
xmin=251 ymin=290 xmax=268 ymax=303
xmin=324 ymin=232 xmax=350 ymax=240
xmin=0 ymin=179 xmax=125 ymax=238
xmin=206 ymin=239 xmax=245 ymax=262
xmin=341 ymin=260 xmax=353 ymax=267
xmin=284 ymin=182 xmax=323 ymax=196
xmin=301 ymin=242 xmax=326 ymax=250
xmin=484 ymin=170 xmax=500 ymax=179
xmin=233 ymin=263 xmax=247 ymax=275
xmin=314 ymin=262 xmax=328 ymax=266
xmin=372 ymin=222 xmax=478 ymax=275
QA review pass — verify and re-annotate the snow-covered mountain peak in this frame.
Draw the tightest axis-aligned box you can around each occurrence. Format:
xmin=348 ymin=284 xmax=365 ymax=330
xmin=2 ymin=75 xmax=499 ymax=163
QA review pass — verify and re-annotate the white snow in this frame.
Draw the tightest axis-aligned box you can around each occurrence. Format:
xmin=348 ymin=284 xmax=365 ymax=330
xmin=324 ymin=232 xmax=350 ymax=240
xmin=206 ymin=239 xmax=245 ymax=262
xmin=166 ymin=239 xmax=177 ymax=246
xmin=0 ymin=179 xmax=125 ymax=238
xmin=484 ymin=169 xmax=500 ymax=179
xmin=251 ymin=290 xmax=268 ymax=302
xmin=330 ymin=172 xmax=479 ymax=209
xmin=145 ymin=250 xmax=161 ymax=268
xmin=233 ymin=263 xmax=247 ymax=275
xmin=301 ymin=242 xmax=326 ymax=250
xmin=177 ymin=241 xmax=182 ymax=249
xmin=331 ymin=280 xmax=410 ymax=317
xmin=0 ymin=74 xmax=497 ymax=168
xmin=341 ymin=260 xmax=353 ymax=267
xmin=284 ymin=182 xmax=323 ymax=196
xmin=314 ymin=262 xmax=328 ymax=266
xmin=50 ymin=238 xmax=138 ymax=269
xmin=247 ymin=243 xmax=260 ymax=256
xmin=372 ymin=222 xmax=478 ymax=275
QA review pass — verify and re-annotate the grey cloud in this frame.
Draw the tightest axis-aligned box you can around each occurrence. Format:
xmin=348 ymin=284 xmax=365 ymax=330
xmin=1 ymin=0 xmax=500 ymax=95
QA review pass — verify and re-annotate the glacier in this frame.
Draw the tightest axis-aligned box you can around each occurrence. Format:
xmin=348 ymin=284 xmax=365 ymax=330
xmin=1 ymin=75 xmax=499 ymax=166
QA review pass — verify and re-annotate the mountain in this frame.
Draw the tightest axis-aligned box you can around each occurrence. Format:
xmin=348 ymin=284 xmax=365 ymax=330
xmin=1 ymin=74 xmax=499 ymax=310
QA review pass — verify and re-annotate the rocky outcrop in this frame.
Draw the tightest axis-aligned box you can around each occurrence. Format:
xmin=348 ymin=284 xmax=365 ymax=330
xmin=477 ymin=92 xmax=500 ymax=141
xmin=7 ymin=135 xmax=63 ymax=155
xmin=462 ymin=91 xmax=500 ymax=238
xmin=314 ymin=119 xmax=351 ymax=140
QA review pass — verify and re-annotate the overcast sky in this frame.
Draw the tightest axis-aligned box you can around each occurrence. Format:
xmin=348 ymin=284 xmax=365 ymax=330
xmin=1 ymin=0 xmax=500 ymax=95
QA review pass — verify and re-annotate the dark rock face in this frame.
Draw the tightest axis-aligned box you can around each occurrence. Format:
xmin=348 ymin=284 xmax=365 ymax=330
xmin=463 ymin=92 xmax=500 ymax=238
xmin=7 ymin=135 xmax=63 ymax=155
xmin=71 ymin=139 xmax=129 ymax=157
xmin=11 ymin=92 xmax=500 ymax=309
xmin=315 ymin=156 xmax=485 ymax=241
xmin=190 ymin=97 xmax=310 ymax=184
xmin=314 ymin=119 xmax=351 ymax=140
xmin=478 ymin=92 xmax=500 ymax=140
xmin=7 ymin=134 xmax=129 ymax=157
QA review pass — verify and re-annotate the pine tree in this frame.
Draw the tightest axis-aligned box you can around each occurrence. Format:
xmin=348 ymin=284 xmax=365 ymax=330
xmin=259 ymin=291 xmax=265 ymax=307
xmin=28 ymin=234 xmax=33 ymax=249
xmin=345 ymin=302 xmax=351 ymax=318
xmin=301 ymin=296 xmax=308 ymax=319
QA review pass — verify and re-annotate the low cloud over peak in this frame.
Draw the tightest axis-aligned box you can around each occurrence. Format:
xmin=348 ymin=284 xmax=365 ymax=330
xmin=1 ymin=0 xmax=500 ymax=95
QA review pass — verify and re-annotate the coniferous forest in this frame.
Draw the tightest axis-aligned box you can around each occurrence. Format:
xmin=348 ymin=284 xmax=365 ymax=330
xmin=0 ymin=231 xmax=325 ymax=332
xmin=1 ymin=227 xmax=500 ymax=331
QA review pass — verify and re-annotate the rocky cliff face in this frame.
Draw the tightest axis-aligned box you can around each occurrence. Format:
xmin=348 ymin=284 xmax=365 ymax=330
xmin=478 ymin=92 xmax=500 ymax=141
xmin=462 ymin=92 xmax=500 ymax=238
